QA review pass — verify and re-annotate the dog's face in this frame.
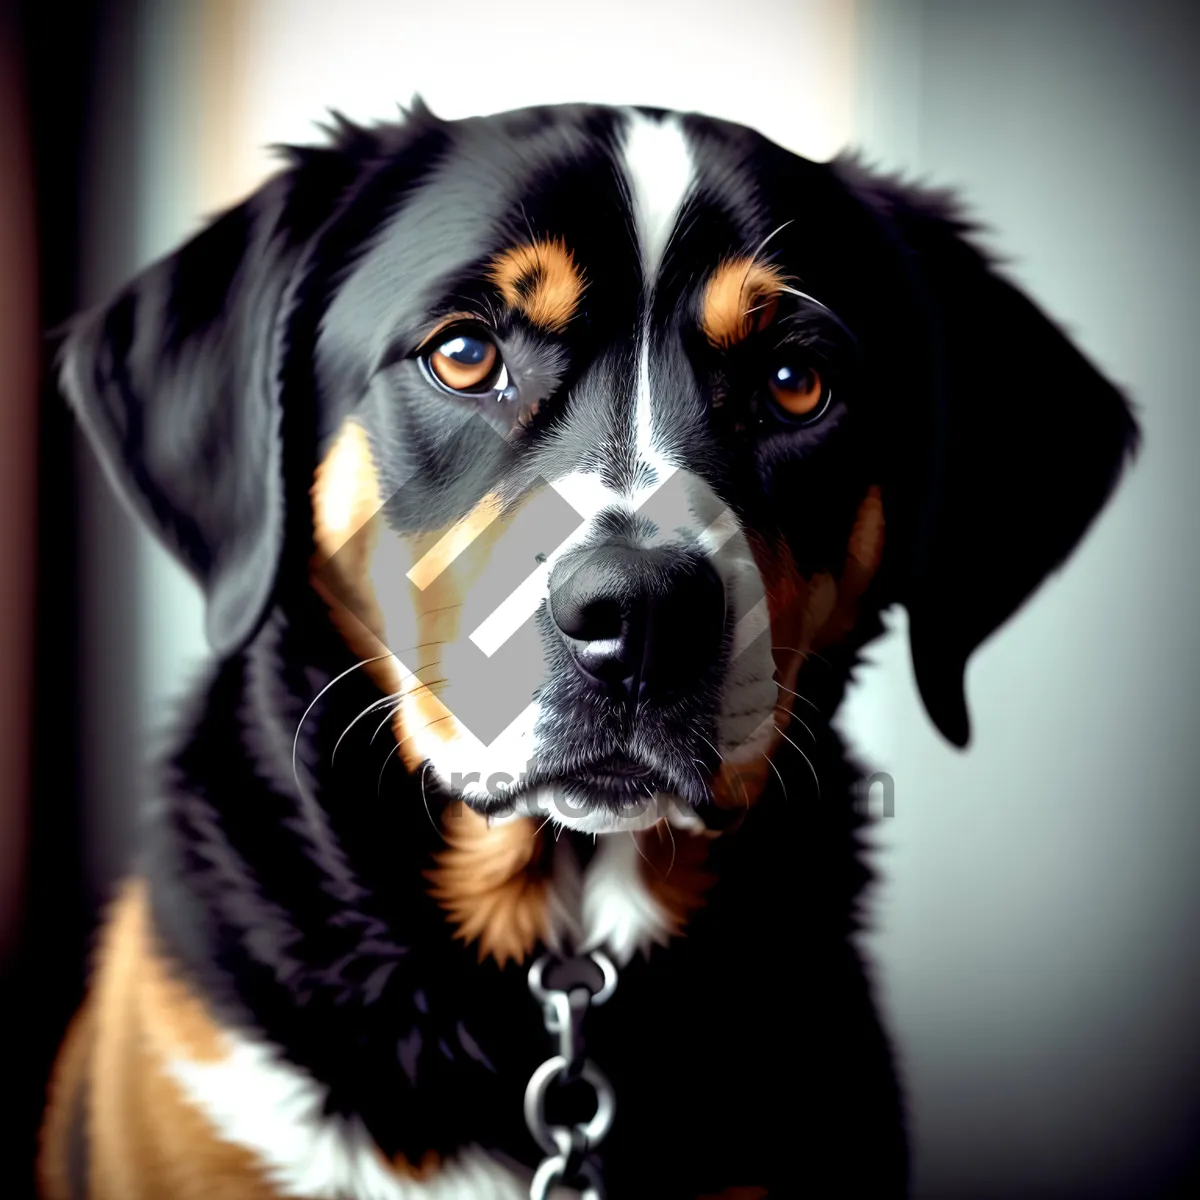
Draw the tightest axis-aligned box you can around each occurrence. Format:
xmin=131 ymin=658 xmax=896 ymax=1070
xmin=61 ymin=102 xmax=1137 ymax=834
xmin=308 ymin=107 xmax=891 ymax=833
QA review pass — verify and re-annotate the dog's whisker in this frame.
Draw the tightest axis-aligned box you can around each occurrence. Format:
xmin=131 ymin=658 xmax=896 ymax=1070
xmin=747 ymin=218 xmax=794 ymax=266
xmin=774 ymin=723 xmax=821 ymax=799
xmin=662 ymin=815 xmax=677 ymax=878
xmin=376 ymin=713 xmax=453 ymax=795
xmin=321 ymin=640 xmax=460 ymax=764
xmin=794 ymin=715 xmax=817 ymax=742
xmin=775 ymin=680 xmax=822 ymax=712
xmin=738 ymin=219 xmax=796 ymax=315
xmin=629 ymin=830 xmax=653 ymax=870
xmin=777 ymin=283 xmax=858 ymax=340
xmin=292 ymin=653 xmax=392 ymax=793
xmin=694 ymin=731 xmax=726 ymax=771
xmin=771 ymin=645 xmax=835 ymax=670
xmin=517 ymin=199 xmax=539 ymax=247
xmin=419 ymin=761 xmax=442 ymax=839
xmin=761 ymin=751 xmax=788 ymax=802
xmin=376 ymin=739 xmax=404 ymax=795
xmin=371 ymin=701 xmax=405 ymax=744
xmin=370 ymin=678 xmax=451 ymax=744
xmin=688 ymin=758 xmax=713 ymax=806
xmin=333 ymin=691 xmax=404 ymax=763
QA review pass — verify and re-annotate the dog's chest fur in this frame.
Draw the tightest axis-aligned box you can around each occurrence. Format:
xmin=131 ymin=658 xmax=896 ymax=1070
xmin=121 ymin=839 xmax=695 ymax=1199
xmin=39 ymin=628 xmax=901 ymax=1198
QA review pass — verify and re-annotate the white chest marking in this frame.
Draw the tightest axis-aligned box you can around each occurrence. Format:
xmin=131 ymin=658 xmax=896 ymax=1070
xmin=580 ymin=830 xmax=676 ymax=965
xmin=167 ymin=823 xmax=695 ymax=1196
xmin=168 ymin=1032 xmax=539 ymax=1199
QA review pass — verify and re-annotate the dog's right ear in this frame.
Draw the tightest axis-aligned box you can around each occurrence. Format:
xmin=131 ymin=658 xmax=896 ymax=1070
xmin=58 ymin=118 xmax=393 ymax=657
xmin=831 ymin=159 xmax=1140 ymax=748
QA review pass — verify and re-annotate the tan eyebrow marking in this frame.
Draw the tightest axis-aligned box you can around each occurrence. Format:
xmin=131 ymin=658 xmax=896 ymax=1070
xmin=701 ymin=256 xmax=787 ymax=349
xmin=488 ymin=238 xmax=586 ymax=333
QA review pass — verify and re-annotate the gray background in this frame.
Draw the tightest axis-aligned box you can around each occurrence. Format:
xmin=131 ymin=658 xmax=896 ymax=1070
xmin=848 ymin=3 xmax=1200 ymax=1195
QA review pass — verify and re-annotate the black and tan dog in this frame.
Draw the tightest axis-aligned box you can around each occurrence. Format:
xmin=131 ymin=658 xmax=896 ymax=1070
xmin=40 ymin=101 xmax=1136 ymax=1198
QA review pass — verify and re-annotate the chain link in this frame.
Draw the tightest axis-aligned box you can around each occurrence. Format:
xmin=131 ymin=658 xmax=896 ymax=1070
xmin=525 ymin=951 xmax=617 ymax=1199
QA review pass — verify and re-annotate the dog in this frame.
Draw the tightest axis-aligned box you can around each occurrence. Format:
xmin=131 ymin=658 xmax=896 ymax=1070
xmin=38 ymin=100 xmax=1137 ymax=1199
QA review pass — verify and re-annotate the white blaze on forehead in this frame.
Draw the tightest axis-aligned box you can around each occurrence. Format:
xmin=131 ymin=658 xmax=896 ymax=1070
xmin=620 ymin=108 xmax=695 ymax=285
xmin=620 ymin=109 xmax=695 ymax=478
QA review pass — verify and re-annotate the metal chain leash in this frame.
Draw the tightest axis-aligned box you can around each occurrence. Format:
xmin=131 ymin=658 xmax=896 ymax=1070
xmin=524 ymin=951 xmax=618 ymax=1199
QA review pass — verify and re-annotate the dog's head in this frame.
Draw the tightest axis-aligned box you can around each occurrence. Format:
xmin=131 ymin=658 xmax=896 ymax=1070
xmin=61 ymin=102 xmax=1137 ymax=837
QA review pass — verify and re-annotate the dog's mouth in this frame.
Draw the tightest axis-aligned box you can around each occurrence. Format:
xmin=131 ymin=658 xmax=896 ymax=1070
xmin=565 ymin=754 xmax=665 ymax=798
xmin=452 ymin=752 xmax=708 ymax=834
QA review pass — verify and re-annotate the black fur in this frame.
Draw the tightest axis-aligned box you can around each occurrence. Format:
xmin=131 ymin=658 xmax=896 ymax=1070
xmin=60 ymin=101 xmax=1138 ymax=1196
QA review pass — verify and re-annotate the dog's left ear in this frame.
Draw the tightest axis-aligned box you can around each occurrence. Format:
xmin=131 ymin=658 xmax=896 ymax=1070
xmin=58 ymin=137 xmax=370 ymax=657
xmin=835 ymin=163 xmax=1140 ymax=747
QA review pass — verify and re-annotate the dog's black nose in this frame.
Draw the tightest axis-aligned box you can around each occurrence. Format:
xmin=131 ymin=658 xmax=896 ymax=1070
xmin=548 ymin=545 xmax=726 ymax=699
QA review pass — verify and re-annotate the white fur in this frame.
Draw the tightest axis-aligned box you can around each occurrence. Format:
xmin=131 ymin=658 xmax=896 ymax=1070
xmin=580 ymin=830 xmax=676 ymax=966
xmin=619 ymin=109 xmax=695 ymax=288
xmin=168 ymin=1032 xmax=542 ymax=1199
xmin=166 ymin=827 xmax=692 ymax=1197
xmin=620 ymin=110 xmax=694 ymax=480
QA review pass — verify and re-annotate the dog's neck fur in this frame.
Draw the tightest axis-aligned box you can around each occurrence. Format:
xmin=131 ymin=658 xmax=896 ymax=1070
xmin=139 ymin=590 xmax=881 ymax=1168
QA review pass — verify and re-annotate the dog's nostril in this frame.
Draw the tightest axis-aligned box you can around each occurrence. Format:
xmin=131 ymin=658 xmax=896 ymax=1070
xmin=552 ymin=594 xmax=624 ymax=643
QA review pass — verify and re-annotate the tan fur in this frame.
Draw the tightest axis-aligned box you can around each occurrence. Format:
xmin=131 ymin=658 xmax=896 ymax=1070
xmin=488 ymin=238 xmax=586 ymax=333
xmin=310 ymin=417 xmax=478 ymax=765
xmin=310 ymin=418 xmax=402 ymax=697
xmin=714 ymin=486 xmax=886 ymax=809
xmin=634 ymin=821 xmax=717 ymax=938
xmin=39 ymin=999 xmax=95 ymax=1200
xmin=311 ymin=417 xmax=562 ymax=771
xmin=700 ymin=257 xmax=786 ymax=349
xmin=39 ymin=881 xmax=281 ymax=1199
xmin=38 ymin=881 xmax=445 ymax=1199
xmin=310 ymin=419 xmax=560 ymax=966
xmin=425 ymin=808 xmax=552 ymax=966
xmin=386 ymin=490 xmax=516 ymax=770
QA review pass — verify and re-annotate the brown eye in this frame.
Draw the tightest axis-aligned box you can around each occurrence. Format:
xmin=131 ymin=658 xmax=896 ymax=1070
xmin=426 ymin=332 xmax=504 ymax=393
xmin=768 ymin=361 xmax=828 ymax=421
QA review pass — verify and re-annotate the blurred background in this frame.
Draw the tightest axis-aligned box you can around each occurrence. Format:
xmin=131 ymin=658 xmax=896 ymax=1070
xmin=2 ymin=1 xmax=1197 ymax=1196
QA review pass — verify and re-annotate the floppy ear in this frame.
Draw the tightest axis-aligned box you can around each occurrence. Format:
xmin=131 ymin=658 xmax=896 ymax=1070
xmin=840 ymin=166 xmax=1140 ymax=747
xmin=58 ymin=141 xmax=366 ymax=657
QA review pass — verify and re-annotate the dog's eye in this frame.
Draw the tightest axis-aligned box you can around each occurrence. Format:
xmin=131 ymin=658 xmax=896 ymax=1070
xmin=767 ymin=360 xmax=829 ymax=423
xmin=422 ymin=329 xmax=509 ymax=395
